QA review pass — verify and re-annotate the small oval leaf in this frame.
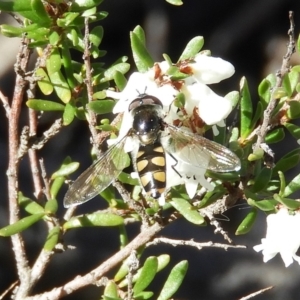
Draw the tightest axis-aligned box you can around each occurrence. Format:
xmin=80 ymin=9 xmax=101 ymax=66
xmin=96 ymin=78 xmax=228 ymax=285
xmin=178 ymin=36 xmax=204 ymax=61
xmin=235 ymin=208 xmax=257 ymax=235
xmin=130 ymin=30 xmax=154 ymax=72
xmin=134 ymin=257 xmax=158 ymax=295
xmin=170 ymin=198 xmax=205 ymax=225
xmin=44 ymin=226 xmax=60 ymax=251
xmin=157 ymin=260 xmax=188 ymax=300
xmin=283 ymin=173 xmax=300 ymax=197
xmin=26 ymin=99 xmax=65 ymax=111
xmin=63 ymin=213 xmax=124 ymax=229
xmin=45 ymin=199 xmax=58 ymax=215
xmin=273 ymin=194 xmax=300 ymax=210
xmin=251 ymin=167 xmax=272 ymax=193
xmin=36 ymin=68 xmax=54 ymax=95
xmin=0 ymin=213 xmax=45 ymax=237
xmin=88 ymin=100 xmax=115 ymax=114
xmin=18 ymin=192 xmax=44 ymax=215
xmin=50 ymin=176 xmax=65 ymax=200
xmin=51 ymin=162 xmax=80 ymax=179
xmin=240 ymin=77 xmax=253 ymax=139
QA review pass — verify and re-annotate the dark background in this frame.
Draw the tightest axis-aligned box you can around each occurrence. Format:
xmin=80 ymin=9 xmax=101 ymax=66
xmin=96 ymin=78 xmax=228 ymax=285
xmin=1 ymin=0 xmax=300 ymax=299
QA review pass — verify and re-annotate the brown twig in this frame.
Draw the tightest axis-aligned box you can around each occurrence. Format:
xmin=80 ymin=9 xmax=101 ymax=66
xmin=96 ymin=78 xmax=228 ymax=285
xmin=239 ymin=286 xmax=273 ymax=300
xmin=7 ymin=36 xmax=32 ymax=298
xmin=83 ymin=17 xmax=100 ymax=151
xmin=147 ymin=237 xmax=246 ymax=250
xmin=255 ymin=11 xmax=295 ymax=150
xmin=25 ymin=222 xmax=162 ymax=300
xmin=0 ymin=89 xmax=11 ymax=116
xmin=28 ymin=109 xmax=44 ymax=200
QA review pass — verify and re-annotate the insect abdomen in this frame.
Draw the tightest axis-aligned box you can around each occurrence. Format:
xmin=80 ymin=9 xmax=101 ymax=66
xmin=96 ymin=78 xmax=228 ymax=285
xmin=136 ymin=142 xmax=166 ymax=199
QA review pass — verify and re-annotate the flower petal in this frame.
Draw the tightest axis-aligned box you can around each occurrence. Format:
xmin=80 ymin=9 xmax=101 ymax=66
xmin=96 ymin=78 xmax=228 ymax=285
xmin=192 ymin=55 xmax=235 ymax=84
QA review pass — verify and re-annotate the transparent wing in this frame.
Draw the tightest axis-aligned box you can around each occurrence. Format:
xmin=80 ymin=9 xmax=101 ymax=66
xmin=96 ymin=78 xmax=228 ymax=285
xmin=162 ymin=124 xmax=241 ymax=173
xmin=64 ymin=136 xmax=129 ymax=207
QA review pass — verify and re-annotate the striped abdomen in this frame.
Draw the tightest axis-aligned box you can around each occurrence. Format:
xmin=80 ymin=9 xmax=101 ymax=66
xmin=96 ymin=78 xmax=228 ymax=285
xmin=136 ymin=142 xmax=166 ymax=199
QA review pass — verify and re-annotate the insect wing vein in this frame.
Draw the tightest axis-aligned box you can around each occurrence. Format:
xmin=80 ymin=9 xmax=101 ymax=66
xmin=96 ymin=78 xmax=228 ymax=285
xmin=63 ymin=137 xmax=128 ymax=207
xmin=163 ymin=125 xmax=240 ymax=173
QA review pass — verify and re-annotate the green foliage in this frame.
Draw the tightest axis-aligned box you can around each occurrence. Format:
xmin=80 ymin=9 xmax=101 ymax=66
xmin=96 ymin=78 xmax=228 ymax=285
xmin=3 ymin=0 xmax=300 ymax=299
xmin=0 ymin=213 xmax=45 ymax=237
xmin=63 ymin=212 xmax=124 ymax=229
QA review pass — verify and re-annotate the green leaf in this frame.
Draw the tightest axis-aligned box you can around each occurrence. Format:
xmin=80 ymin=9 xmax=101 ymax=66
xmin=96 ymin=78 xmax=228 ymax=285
xmin=45 ymin=199 xmax=58 ymax=215
xmin=88 ymin=100 xmax=115 ymax=114
xmin=44 ymin=226 xmax=60 ymax=251
xmin=132 ymin=25 xmax=146 ymax=45
xmin=51 ymin=161 xmax=79 ymax=179
xmin=170 ymin=198 xmax=205 ymax=225
xmin=89 ymin=26 xmax=103 ymax=47
xmin=165 ymin=0 xmax=183 ymax=5
xmin=278 ymin=171 xmax=286 ymax=196
xmin=273 ymin=194 xmax=300 ymax=210
xmin=225 ymin=91 xmax=240 ymax=109
xmin=63 ymin=213 xmax=124 ymax=229
xmin=61 ymin=43 xmax=78 ymax=89
xmin=134 ymin=292 xmax=153 ymax=300
xmin=50 ymin=176 xmax=65 ymax=199
xmin=103 ymin=281 xmax=119 ymax=299
xmin=49 ymin=70 xmax=72 ymax=103
xmin=157 ymin=261 xmax=188 ymax=300
xmin=272 ymin=153 xmax=300 ymax=177
xmin=26 ymin=99 xmax=65 ymax=111
xmin=198 ymin=187 xmax=226 ymax=209
xmin=282 ymin=73 xmax=292 ymax=97
xmin=235 ymin=208 xmax=257 ymax=235
xmin=63 ymin=103 xmax=75 ymax=126
xmin=113 ymin=71 xmax=128 ymax=91
xmin=18 ymin=192 xmax=44 ymax=214
xmin=130 ymin=30 xmax=154 ymax=72
xmin=118 ymin=172 xmax=139 ymax=186
xmin=283 ymin=173 xmax=300 ymax=197
xmin=70 ymin=0 xmax=104 ymax=12
xmin=248 ymin=148 xmax=264 ymax=162
xmin=247 ymin=198 xmax=276 ymax=211
xmin=287 ymin=101 xmax=300 ymax=119
xmin=101 ymin=63 xmax=130 ymax=83
xmin=249 ymin=102 xmax=263 ymax=132
xmin=31 ymin=0 xmax=51 ymax=24
xmin=36 ymin=68 xmax=53 ymax=95
xmin=134 ymin=257 xmax=158 ymax=295
xmin=265 ymin=128 xmax=285 ymax=144
xmin=114 ymin=260 xmax=129 ymax=282
xmin=157 ymin=254 xmax=170 ymax=271
xmin=240 ymin=77 xmax=253 ymax=139
xmin=178 ymin=36 xmax=204 ymax=61
xmin=0 ymin=0 xmax=50 ymax=24
xmin=284 ymin=122 xmax=300 ymax=140
xmin=46 ymin=48 xmax=62 ymax=76
xmin=258 ymin=78 xmax=271 ymax=108
xmin=0 ymin=213 xmax=45 ymax=237
xmin=289 ymin=70 xmax=299 ymax=93
xmin=251 ymin=167 xmax=272 ymax=193
xmin=297 ymin=33 xmax=300 ymax=54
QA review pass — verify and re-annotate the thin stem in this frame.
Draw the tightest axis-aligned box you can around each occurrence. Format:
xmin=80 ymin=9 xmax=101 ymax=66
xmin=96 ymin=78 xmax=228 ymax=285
xmin=7 ymin=37 xmax=32 ymax=298
xmin=25 ymin=222 xmax=162 ymax=300
xmin=28 ymin=109 xmax=44 ymax=200
xmin=255 ymin=11 xmax=295 ymax=150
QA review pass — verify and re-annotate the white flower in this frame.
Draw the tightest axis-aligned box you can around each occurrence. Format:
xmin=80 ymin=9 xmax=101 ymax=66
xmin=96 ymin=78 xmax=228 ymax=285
xmin=166 ymin=152 xmax=213 ymax=199
xmin=191 ymin=54 xmax=235 ymax=84
xmin=110 ymin=71 xmax=178 ymax=114
xmin=182 ymin=80 xmax=233 ymax=125
xmin=253 ymin=208 xmax=300 ymax=267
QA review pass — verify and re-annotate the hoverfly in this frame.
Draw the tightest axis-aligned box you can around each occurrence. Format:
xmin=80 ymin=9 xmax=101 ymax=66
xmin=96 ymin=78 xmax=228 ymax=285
xmin=63 ymin=94 xmax=241 ymax=207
